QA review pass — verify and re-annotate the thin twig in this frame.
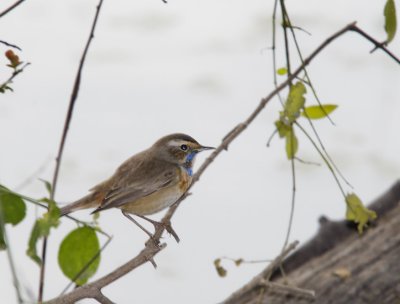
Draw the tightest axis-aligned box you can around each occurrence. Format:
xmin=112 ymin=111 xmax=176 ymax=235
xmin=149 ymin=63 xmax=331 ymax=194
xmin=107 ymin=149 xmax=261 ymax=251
xmin=295 ymin=157 xmax=320 ymax=166
xmin=271 ymin=0 xmax=284 ymax=106
xmin=15 ymin=156 xmax=51 ymax=191
xmin=0 ymin=0 xmax=26 ymax=18
xmin=350 ymin=26 xmax=400 ymax=64
xmin=0 ymin=39 xmax=22 ymax=50
xmin=280 ymin=3 xmax=353 ymax=188
xmin=38 ymin=0 xmax=105 ymax=302
xmin=259 ymin=280 xmax=315 ymax=300
xmin=0 ymin=209 xmax=23 ymax=303
xmin=304 ymin=114 xmax=353 ymax=188
xmin=295 ymin=121 xmax=346 ymax=198
xmin=280 ymin=0 xmax=292 ymax=86
xmin=44 ymin=22 xmax=400 ymax=304
xmin=0 ymin=62 xmax=30 ymax=93
xmin=222 ymin=241 xmax=299 ymax=304
xmin=219 ymin=256 xmax=272 ymax=264
xmin=266 ymin=128 xmax=278 ymax=147
xmin=280 ymin=0 xmax=335 ymax=125
xmin=93 ymin=292 xmax=115 ymax=304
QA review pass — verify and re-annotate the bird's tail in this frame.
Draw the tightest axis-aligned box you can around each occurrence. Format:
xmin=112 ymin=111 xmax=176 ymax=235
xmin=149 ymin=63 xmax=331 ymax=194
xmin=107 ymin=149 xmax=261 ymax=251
xmin=60 ymin=193 xmax=97 ymax=216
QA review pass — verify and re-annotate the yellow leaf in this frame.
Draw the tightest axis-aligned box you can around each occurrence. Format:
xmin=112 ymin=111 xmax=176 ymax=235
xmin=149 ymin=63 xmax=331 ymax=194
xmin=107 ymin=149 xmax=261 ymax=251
xmin=302 ymin=104 xmax=338 ymax=120
xmin=275 ymin=119 xmax=292 ymax=138
xmin=285 ymin=128 xmax=298 ymax=159
xmin=277 ymin=67 xmax=287 ymax=75
xmin=345 ymin=193 xmax=377 ymax=234
xmin=284 ymin=82 xmax=307 ymax=123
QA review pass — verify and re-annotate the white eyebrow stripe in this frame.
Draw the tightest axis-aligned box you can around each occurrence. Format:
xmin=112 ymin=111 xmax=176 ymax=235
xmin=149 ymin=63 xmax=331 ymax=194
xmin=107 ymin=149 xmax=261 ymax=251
xmin=167 ymin=139 xmax=186 ymax=147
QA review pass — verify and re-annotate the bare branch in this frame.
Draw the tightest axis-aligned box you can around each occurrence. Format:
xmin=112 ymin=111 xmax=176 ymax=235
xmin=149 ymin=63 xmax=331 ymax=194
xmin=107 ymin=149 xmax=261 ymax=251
xmin=222 ymin=241 xmax=300 ymax=304
xmin=0 ymin=40 xmax=22 ymax=50
xmin=0 ymin=0 xmax=26 ymax=18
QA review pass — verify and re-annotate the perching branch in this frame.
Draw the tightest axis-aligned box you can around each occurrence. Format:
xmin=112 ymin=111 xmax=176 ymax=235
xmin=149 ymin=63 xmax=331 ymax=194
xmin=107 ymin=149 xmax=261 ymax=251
xmin=38 ymin=0 xmax=105 ymax=302
xmin=44 ymin=21 xmax=400 ymax=304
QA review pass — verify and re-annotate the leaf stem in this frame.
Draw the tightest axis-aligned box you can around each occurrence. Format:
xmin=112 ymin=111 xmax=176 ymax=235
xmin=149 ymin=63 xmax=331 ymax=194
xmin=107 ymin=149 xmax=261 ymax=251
xmin=0 ymin=207 xmax=23 ymax=303
xmin=295 ymin=122 xmax=346 ymax=198
xmin=282 ymin=130 xmax=297 ymax=250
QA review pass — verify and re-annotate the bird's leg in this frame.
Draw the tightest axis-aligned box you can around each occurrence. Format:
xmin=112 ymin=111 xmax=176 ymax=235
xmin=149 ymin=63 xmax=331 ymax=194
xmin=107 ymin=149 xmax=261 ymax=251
xmin=136 ymin=214 xmax=180 ymax=243
xmin=121 ymin=211 xmax=160 ymax=245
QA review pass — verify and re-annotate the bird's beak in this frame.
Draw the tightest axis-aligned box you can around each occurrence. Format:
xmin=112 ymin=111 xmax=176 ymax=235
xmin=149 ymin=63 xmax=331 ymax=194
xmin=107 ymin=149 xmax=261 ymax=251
xmin=197 ymin=145 xmax=215 ymax=152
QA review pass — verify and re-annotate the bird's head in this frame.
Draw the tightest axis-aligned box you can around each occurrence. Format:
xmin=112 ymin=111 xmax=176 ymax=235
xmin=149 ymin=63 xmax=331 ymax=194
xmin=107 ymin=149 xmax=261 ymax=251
xmin=153 ymin=133 xmax=214 ymax=170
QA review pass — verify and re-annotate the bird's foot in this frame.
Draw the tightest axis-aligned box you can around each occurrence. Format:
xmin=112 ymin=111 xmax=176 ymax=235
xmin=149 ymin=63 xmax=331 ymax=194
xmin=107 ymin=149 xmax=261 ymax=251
xmin=136 ymin=214 xmax=180 ymax=243
xmin=150 ymin=220 xmax=180 ymax=243
xmin=162 ymin=220 xmax=180 ymax=243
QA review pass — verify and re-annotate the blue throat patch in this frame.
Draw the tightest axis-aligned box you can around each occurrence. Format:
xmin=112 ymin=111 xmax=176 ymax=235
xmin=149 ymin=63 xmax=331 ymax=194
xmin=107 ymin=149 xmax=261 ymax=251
xmin=186 ymin=167 xmax=193 ymax=176
xmin=186 ymin=152 xmax=196 ymax=162
xmin=184 ymin=152 xmax=197 ymax=176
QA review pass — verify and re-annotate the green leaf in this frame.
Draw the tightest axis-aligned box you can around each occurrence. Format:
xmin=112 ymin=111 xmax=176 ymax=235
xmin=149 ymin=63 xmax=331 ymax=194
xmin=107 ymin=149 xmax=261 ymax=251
xmin=277 ymin=67 xmax=287 ymax=75
xmin=39 ymin=179 xmax=53 ymax=195
xmin=275 ymin=119 xmax=292 ymax=138
xmin=384 ymin=0 xmax=397 ymax=44
xmin=26 ymin=199 xmax=60 ymax=265
xmin=345 ymin=193 xmax=377 ymax=234
xmin=0 ymin=185 xmax=27 ymax=251
xmin=301 ymin=104 xmax=338 ymax=120
xmin=285 ymin=128 xmax=298 ymax=159
xmin=58 ymin=226 xmax=101 ymax=285
xmin=0 ymin=185 xmax=26 ymax=225
xmin=0 ymin=221 xmax=6 ymax=250
xmin=284 ymin=82 xmax=307 ymax=123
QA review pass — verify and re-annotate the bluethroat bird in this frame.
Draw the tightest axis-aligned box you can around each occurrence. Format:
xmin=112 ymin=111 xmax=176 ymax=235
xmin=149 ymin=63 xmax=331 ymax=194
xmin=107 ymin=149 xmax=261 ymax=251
xmin=60 ymin=133 xmax=214 ymax=242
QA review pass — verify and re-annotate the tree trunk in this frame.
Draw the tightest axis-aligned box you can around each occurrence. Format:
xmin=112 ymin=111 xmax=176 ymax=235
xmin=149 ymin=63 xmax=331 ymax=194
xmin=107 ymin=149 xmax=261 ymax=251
xmin=222 ymin=181 xmax=400 ymax=304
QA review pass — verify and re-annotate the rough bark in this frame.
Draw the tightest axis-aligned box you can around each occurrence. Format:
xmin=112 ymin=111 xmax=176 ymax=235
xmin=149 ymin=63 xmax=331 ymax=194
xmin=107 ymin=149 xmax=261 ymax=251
xmin=222 ymin=180 xmax=400 ymax=304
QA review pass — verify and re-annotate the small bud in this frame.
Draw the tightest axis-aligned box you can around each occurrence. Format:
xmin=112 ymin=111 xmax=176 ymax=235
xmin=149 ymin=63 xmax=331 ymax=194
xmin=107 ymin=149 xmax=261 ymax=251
xmin=5 ymin=50 xmax=21 ymax=68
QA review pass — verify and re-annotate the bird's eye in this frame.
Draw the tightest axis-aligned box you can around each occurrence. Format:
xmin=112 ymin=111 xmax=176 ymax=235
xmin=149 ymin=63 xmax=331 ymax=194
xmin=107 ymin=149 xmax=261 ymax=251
xmin=180 ymin=144 xmax=188 ymax=151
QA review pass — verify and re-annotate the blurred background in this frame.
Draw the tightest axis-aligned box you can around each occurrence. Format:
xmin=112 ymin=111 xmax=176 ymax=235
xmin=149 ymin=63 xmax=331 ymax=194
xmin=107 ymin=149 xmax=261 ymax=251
xmin=0 ymin=0 xmax=399 ymax=303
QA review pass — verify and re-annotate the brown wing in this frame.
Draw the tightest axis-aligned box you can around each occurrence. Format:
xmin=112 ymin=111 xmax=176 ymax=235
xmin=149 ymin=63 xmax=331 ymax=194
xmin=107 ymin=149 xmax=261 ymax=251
xmin=92 ymin=155 xmax=178 ymax=212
